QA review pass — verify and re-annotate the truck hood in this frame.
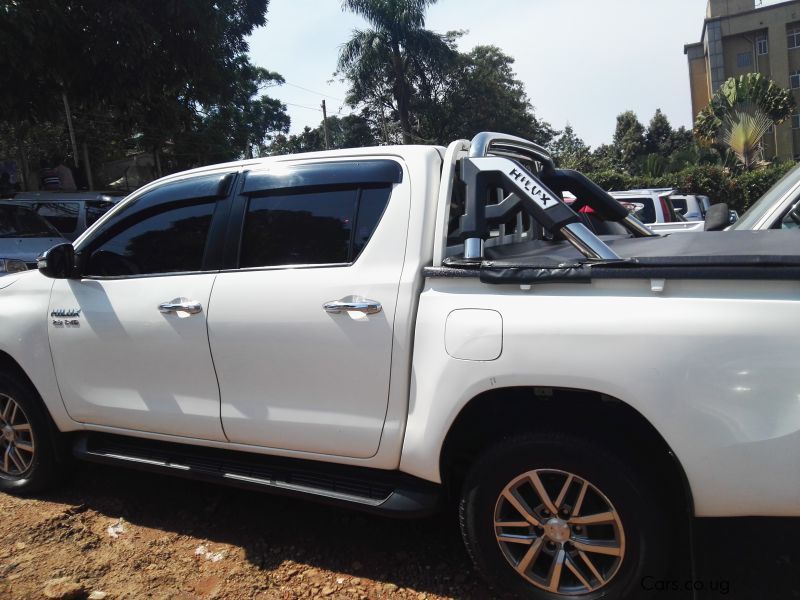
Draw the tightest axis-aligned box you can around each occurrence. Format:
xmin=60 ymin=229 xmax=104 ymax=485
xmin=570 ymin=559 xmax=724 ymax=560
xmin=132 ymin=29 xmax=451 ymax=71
xmin=0 ymin=269 xmax=38 ymax=289
xmin=0 ymin=237 xmax=68 ymax=264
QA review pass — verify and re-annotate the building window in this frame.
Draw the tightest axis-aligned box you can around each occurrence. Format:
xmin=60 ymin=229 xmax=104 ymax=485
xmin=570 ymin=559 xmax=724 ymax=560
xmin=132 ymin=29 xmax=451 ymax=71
xmin=789 ymin=27 xmax=800 ymax=49
xmin=756 ymin=34 xmax=768 ymax=55
xmin=736 ymin=52 xmax=753 ymax=67
xmin=791 ymin=71 xmax=800 ymax=89
xmin=792 ymin=114 xmax=800 ymax=130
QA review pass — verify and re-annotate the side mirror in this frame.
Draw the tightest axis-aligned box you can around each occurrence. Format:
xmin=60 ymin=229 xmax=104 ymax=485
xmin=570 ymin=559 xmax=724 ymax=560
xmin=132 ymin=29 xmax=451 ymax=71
xmin=704 ymin=203 xmax=730 ymax=231
xmin=38 ymin=243 xmax=76 ymax=279
xmin=728 ymin=210 xmax=739 ymax=224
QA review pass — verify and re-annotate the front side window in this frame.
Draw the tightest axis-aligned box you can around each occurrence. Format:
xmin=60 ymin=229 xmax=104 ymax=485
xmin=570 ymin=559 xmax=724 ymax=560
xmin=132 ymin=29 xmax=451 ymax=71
xmin=240 ymin=185 xmax=391 ymax=268
xmin=85 ymin=202 xmax=216 ymax=277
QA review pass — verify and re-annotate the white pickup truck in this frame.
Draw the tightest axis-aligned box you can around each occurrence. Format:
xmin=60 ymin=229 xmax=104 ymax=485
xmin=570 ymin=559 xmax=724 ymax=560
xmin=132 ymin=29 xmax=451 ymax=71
xmin=1 ymin=132 xmax=799 ymax=599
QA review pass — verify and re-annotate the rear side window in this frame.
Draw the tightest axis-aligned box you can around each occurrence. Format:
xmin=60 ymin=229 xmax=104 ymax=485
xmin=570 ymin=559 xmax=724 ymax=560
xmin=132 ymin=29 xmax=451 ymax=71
xmin=33 ymin=202 xmax=80 ymax=233
xmin=85 ymin=202 xmax=216 ymax=276
xmin=618 ymin=198 xmax=655 ymax=224
xmin=240 ymin=185 xmax=391 ymax=268
xmin=671 ymin=198 xmax=687 ymax=214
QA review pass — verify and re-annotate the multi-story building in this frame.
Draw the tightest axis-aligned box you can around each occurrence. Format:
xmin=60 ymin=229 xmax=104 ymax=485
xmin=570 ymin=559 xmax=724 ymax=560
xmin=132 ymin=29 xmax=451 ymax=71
xmin=685 ymin=0 xmax=800 ymax=160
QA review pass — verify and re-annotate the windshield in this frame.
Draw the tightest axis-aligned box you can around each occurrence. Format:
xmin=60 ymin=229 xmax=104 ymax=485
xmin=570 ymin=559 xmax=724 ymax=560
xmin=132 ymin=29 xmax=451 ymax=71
xmin=731 ymin=163 xmax=800 ymax=230
xmin=0 ymin=204 xmax=62 ymax=238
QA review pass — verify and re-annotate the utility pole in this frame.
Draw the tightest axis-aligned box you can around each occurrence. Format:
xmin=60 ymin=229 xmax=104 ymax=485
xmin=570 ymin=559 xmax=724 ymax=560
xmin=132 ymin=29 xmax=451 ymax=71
xmin=321 ymin=100 xmax=330 ymax=150
xmin=62 ymin=92 xmax=79 ymax=168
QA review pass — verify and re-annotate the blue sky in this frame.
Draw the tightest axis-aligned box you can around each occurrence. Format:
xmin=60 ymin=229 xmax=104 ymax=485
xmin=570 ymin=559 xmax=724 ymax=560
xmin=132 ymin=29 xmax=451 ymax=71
xmin=247 ymin=0 xmax=723 ymax=147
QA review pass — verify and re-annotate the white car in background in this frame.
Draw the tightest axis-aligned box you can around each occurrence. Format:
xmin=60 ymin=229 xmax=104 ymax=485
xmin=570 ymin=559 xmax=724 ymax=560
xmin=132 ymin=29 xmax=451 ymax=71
xmin=609 ymin=188 xmax=705 ymax=234
xmin=670 ymin=194 xmax=710 ymax=221
xmin=0 ymin=204 xmax=69 ymax=274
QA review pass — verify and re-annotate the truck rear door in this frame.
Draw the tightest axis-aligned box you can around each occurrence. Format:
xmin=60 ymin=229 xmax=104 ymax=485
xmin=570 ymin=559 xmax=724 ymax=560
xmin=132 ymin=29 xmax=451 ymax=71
xmin=207 ymin=159 xmax=410 ymax=459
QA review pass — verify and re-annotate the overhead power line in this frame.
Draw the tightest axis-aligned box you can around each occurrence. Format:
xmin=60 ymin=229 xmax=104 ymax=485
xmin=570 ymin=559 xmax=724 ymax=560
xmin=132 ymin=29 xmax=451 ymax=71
xmin=283 ymin=81 xmax=345 ymax=102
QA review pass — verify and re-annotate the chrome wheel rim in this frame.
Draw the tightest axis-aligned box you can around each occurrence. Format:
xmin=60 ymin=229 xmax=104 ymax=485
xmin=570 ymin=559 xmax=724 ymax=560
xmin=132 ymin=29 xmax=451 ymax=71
xmin=0 ymin=393 xmax=35 ymax=477
xmin=494 ymin=469 xmax=625 ymax=595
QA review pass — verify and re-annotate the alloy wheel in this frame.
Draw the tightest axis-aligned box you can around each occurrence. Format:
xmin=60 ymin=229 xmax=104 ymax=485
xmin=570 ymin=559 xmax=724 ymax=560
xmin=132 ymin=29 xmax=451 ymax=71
xmin=494 ymin=468 xmax=625 ymax=595
xmin=0 ymin=393 xmax=36 ymax=477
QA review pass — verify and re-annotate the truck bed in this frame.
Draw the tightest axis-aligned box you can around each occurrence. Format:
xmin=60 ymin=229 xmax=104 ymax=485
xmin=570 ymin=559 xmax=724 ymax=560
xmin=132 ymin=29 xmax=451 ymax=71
xmin=435 ymin=230 xmax=800 ymax=284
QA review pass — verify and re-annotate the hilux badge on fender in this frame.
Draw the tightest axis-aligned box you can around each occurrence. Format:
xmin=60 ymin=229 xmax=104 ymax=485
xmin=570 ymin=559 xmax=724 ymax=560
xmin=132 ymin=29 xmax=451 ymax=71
xmin=50 ymin=308 xmax=81 ymax=318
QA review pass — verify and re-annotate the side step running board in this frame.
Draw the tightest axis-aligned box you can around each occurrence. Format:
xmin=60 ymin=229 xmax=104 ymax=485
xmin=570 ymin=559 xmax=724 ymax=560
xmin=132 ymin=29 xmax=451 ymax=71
xmin=73 ymin=433 xmax=439 ymax=518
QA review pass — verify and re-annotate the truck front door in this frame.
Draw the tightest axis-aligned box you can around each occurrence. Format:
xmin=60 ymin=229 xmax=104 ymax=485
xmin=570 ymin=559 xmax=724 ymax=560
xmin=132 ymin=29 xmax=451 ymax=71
xmin=48 ymin=173 xmax=233 ymax=441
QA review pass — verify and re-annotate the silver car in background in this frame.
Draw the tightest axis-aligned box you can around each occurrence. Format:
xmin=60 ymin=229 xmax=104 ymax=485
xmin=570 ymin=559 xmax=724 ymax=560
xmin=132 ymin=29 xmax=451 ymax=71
xmin=0 ymin=204 xmax=69 ymax=274
xmin=5 ymin=191 xmax=125 ymax=241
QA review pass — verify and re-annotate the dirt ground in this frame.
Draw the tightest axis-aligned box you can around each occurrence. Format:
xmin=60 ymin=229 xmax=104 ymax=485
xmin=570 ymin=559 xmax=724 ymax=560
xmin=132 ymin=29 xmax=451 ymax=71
xmin=0 ymin=463 xmax=492 ymax=600
xmin=1 ymin=462 xmax=799 ymax=600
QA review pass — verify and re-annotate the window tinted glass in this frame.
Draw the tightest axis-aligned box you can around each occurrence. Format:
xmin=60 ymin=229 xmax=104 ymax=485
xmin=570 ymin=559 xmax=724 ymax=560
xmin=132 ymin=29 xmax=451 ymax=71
xmin=671 ymin=198 xmax=687 ymax=213
xmin=0 ymin=205 xmax=61 ymax=238
xmin=85 ymin=200 xmax=116 ymax=226
xmin=86 ymin=202 xmax=215 ymax=276
xmin=618 ymin=198 xmax=655 ymax=224
xmin=240 ymin=185 xmax=392 ymax=269
xmin=241 ymin=189 xmax=355 ymax=267
xmin=33 ymin=202 xmax=79 ymax=233
xmin=353 ymin=186 xmax=391 ymax=257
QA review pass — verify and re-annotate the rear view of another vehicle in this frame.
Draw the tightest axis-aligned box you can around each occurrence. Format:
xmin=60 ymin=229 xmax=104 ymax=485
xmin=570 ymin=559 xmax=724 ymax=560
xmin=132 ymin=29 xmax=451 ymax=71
xmin=0 ymin=204 xmax=69 ymax=274
xmin=9 ymin=192 xmax=125 ymax=241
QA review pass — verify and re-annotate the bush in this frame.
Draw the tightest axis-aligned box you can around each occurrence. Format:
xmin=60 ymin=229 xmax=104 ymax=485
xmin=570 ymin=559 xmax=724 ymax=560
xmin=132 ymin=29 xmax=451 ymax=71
xmin=586 ymin=162 xmax=796 ymax=214
xmin=735 ymin=163 xmax=795 ymax=210
xmin=586 ymin=169 xmax=634 ymax=191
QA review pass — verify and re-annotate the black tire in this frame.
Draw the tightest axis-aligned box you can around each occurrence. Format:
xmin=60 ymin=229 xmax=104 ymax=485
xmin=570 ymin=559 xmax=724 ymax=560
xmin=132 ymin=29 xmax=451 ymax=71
xmin=0 ymin=371 xmax=66 ymax=495
xmin=460 ymin=433 xmax=672 ymax=600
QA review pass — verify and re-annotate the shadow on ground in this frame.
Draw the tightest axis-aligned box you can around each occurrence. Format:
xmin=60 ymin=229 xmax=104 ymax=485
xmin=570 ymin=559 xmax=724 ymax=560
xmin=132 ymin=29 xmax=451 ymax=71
xmin=35 ymin=463 xmax=800 ymax=599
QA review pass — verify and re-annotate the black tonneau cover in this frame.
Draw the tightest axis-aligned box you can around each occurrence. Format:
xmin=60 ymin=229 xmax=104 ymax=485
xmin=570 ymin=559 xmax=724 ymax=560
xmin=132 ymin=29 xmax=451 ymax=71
xmin=462 ymin=231 xmax=800 ymax=284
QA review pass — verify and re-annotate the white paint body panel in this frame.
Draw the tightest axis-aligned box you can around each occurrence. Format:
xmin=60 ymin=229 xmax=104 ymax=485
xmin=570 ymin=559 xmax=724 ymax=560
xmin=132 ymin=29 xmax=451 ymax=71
xmin=445 ymin=309 xmax=502 ymax=361
xmin=209 ymin=158 xmax=411 ymax=458
xmin=401 ymin=276 xmax=800 ymax=517
xmin=1 ymin=144 xmax=799 ymax=519
xmin=48 ymin=275 xmax=225 ymax=440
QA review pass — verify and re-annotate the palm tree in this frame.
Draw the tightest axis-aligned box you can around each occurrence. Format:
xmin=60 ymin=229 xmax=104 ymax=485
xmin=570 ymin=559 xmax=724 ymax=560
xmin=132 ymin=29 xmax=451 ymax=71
xmin=694 ymin=73 xmax=795 ymax=170
xmin=338 ymin=0 xmax=453 ymax=143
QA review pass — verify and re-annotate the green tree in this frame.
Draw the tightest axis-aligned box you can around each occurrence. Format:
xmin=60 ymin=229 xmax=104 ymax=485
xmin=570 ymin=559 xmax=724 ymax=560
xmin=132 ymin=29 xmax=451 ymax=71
xmin=644 ymin=109 xmax=674 ymax=155
xmin=268 ymin=114 xmax=378 ymax=156
xmin=417 ymin=44 xmax=556 ymax=146
xmin=0 ymin=1 xmax=288 ymax=184
xmin=338 ymin=0 xmax=454 ymax=143
xmin=694 ymin=73 xmax=795 ymax=170
xmin=550 ymin=124 xmax=592 ymax=171
xmin=612 ymin=111 xmax=646 ymax=171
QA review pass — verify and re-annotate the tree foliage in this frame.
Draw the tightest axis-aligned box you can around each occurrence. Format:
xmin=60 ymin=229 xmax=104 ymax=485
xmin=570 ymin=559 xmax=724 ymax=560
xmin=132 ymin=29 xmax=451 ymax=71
xmin=0 ymin=0 xmax=288 ymax=184
xmin=417 ymin=44 xmax=556 ymax=146
xmin=268 ymin=114 xmax=378 ymax=155
xmin=337 ymin=3 xmax=554 ymax=147
xmin=550 ymin=125 xmax=592 ymax=171
xmin=612 ymin=111 xmax=646 ymax=169
xmin=338 ymin=0 xmax=454 ymax=143
xmin=694 ymin=73 xmax=795 ymax=170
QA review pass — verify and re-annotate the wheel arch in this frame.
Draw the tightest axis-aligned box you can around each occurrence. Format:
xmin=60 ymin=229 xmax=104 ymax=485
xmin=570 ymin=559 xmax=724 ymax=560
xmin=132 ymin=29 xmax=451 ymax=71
xmin=439 ymin=386 xmax=694 ymax=517
xmin=0 ymin=348 xmax=67 ymax=456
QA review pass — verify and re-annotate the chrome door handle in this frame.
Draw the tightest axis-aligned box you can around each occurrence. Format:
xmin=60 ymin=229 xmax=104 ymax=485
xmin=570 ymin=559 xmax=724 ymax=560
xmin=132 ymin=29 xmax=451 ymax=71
xmin=158 ymin=299 xmax=203 ymax=315
xmin=323 ymin=297 xmax=382 ymax=315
